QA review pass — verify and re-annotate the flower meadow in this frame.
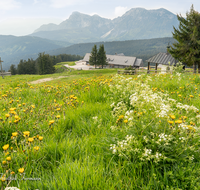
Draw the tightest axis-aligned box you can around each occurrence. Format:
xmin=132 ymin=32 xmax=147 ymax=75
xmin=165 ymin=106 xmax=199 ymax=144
xmin=1 ymin=71 xmax=200 ymax=189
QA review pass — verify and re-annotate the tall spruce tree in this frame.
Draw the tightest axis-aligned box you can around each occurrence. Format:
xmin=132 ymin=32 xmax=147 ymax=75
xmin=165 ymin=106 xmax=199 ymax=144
xmin=169 ymin=5 xmax=200 ymax=73
xmin=37 ymin=53 xmax=55 ymax=75
xmin=97 ymin=44 xmax=107 ymax=69
xmin=89 ymin=44 xmax=98 ymax=68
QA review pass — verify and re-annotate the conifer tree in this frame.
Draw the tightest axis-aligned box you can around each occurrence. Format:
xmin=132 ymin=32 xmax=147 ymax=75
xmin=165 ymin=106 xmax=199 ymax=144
xmin=97 ymin=44 xmax=107 ymax=69
xmin=169 ymin=5 xmax=200 ymax=73
xmin=89 ymin=44 xmax=98 ymax=68
xmin=37 ymin=53 xmax=55 ymax=75
xmin=9 ymin=64 xmax=17 ymax=75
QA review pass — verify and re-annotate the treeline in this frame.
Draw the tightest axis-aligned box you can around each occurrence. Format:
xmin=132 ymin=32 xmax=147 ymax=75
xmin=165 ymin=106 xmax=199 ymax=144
xmin=47 ymin=37 xmax=176 ymax=66
xmin=9 ymin=53 xmax=83 ymax=75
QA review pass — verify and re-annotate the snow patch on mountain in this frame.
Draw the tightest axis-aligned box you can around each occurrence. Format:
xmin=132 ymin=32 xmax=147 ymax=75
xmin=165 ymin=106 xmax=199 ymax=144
xmin=101 ymin=29 xmax=114 ymax=38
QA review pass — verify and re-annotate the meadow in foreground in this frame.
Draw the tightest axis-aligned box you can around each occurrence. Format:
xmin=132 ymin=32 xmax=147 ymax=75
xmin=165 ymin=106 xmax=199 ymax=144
xmin=1 ymin=70 xmax=200 ymax=189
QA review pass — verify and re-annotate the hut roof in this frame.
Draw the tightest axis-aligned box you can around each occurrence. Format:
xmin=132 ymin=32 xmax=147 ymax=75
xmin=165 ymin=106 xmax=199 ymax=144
xmin=83 ymin=53 xmax=143 ymax=67
xmin=146 ymin=52 xmax=178 ymax=66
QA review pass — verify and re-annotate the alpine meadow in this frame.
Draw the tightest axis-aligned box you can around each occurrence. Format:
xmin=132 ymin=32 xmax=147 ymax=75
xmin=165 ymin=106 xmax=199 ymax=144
xmin=2 ymin=3 xmax=200 ymax=190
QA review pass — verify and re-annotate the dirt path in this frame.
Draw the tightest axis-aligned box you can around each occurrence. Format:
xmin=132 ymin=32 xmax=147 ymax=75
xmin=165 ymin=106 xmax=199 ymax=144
xmin=30 ymin=76 xmax=68 ymax=84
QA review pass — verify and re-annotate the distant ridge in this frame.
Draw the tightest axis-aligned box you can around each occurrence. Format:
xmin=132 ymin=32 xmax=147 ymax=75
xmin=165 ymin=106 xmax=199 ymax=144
xmin=0 ymin=35 xmax=71 ymax=71
xmin=47 ymin=37 xmax=175 ymax=66
xmin=30 ymin=8 xmax=178 ymax=43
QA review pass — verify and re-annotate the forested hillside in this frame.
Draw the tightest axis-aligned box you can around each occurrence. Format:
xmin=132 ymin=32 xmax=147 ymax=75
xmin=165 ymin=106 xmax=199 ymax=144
xmin=0 ymin=35 xmax=71 ymax=71
xmin=47 ymin=37 xmax=175 ymax=65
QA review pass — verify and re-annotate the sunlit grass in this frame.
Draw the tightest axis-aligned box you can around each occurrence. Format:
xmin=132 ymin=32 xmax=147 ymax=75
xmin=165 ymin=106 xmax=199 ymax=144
xmin=1 ymin=71 xmax=200 ymax=189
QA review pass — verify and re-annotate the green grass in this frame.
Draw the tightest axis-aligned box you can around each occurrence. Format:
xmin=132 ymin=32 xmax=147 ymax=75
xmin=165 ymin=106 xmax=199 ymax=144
xmin=1 ymin=71 xmax=200 ymax=189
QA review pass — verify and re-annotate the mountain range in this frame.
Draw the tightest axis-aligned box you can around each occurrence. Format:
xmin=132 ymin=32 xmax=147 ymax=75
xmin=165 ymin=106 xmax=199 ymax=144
xmin=30 ymin=8 xmax=179 ymax=43
xmin=0 ymin=7 xmax=179 ymax=71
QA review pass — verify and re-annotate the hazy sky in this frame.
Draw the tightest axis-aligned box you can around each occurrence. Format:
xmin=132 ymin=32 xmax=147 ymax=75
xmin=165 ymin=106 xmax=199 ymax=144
xmin=0 ymin=0 xmax=199 ymax=36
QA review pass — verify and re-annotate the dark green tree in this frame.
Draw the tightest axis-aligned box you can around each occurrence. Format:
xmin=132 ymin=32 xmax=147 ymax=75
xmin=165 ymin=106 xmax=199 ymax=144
xmin=89 ymin=44 xmax=98 ymax=68
xmin=9 ymin=64 xmax=17 ymax=75
xmin=37 ymin=53 xmax=55 ymax=75
xmin=169 ymin=5 xmax=200 ymax=73
xmin=97 ymin=44 xmax=107 ymax=69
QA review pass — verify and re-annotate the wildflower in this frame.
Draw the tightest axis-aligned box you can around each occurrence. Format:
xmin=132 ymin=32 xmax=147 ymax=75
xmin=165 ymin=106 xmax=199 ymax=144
xmin=9 ymin=108 xmax=16 ymax=111
xmin=170 ymin=115 xmax=176 ymax=120
xmin=11 ymin=171 xmax=15 ymax=175
xmin=1 ymin=176 xmax=6 ymax=182
xmin=18 ymin=168 xmax=24 ymax=173
xmin=2 ymin=160 xmax=6 ymax=165
xmin=38 ymin=136 xmax=43 ymax=141
xmin=49 ymin=120 xmax=55 ymax=125
xmin=56 ymin=115 xmax=60 ymax=119
xmin=5 ymin=114 xmax=10 ymax=118
xmin=31 ymin=105 xmax=35 ymax=109
xmin=28 ymin=138 xmax=34 ymax=142
xmin=3 ymin=144 xmax=9 ymax=151
xmin=118 ymin=115 xmax=124 ymax=119
xmin=6 ymin=156 xmax=11 ymax=161
xmin=175 ymin=120 xmax=182 ymax=124
xmin=34 ymin=146 xmax=39 ymax=151
xmin=23 ymin=131 xmax=30 ymax=137
xmin=5 ymin=152 xmax=9 ymax=156
xmin=168 ymin=121 xmax=174 ymax=124
xmin=124 ymin=119 xmax=128 ymax=123
xmin=12 ymin=132 xmax=18 ymax=137
xmin=189 ymin=95 xmax=194 ymax=98
xmin=14 ymin=115 xmax=19 ymax=120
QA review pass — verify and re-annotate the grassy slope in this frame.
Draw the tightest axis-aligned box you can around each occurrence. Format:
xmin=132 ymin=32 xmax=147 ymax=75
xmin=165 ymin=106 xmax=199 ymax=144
xmin=1 ymin=70 xmax=200 ymax=189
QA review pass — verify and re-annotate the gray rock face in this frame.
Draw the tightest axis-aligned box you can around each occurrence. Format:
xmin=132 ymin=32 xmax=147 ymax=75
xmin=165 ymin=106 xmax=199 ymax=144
xmin=31 ymin=8 xmax=178 ymax=43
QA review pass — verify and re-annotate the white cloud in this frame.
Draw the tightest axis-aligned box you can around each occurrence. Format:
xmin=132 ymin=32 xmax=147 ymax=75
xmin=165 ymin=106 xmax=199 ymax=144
xmin=50 ymin=0 xmax=92 ymax=8
xmin=0 ymin=0 xmax=21 ymax=10
xmin=33 ymin=0 xmax=39 ymax=4
xmin=114 ymin=6 xmax=129 ymax=17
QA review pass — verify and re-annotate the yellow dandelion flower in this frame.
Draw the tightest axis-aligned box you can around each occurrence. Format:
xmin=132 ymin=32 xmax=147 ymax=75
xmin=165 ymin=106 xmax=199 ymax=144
xmin=31 ymin=105 xmax=35 ymax=109
xmin=49 ymin=120 xmax=55 ymax=125
xmin=56 ymin=115 xmax=60 ymax=119
xmin=28 ymin=138 xmax=34 ymax=142
xmin=56 ymin=108 xmax=60 ymax=111
xmin=23 ymin=131 xmax=30 ymax=137
xmin=14 ymin=115 xmax=19 ymax=119
xmin=12 ymin=132 xmax=18 ymax=137
xmin=168 ymin=121 xmax=174 ymax=124
xmin=124 ymin=119 xmax=128 ymax=123
xmin=6 ymin=156 xmax=11 ymax=161
xmin=5 ymin=114 xmax=10 ymax=118
xmin=11 ymin=171 xmax=15 ymax=175
xmin=1 ymin=176 xmax=6 ymax=182
xmin=5 ymin=152 xmax=9 ymax=156
xmin=175 ymin=120 xmax=182 ymax=124
xmin=9 ymin=108 xmax=16 ymax=111
xmin=34 ymin=146 xmax=39 ymax=151
xmin=3 ymin=144 xmax=9 ymax=151
xmin=189 ymin=95 xmax=194 ymax=98
xmin=2 ymin=160 xmax=6 ymax=165
xmin=18 ymin=168 xmax=24 ymax=173
xmin=118 ymin=115 xmax=124 ymax=119
xmin=38 ymin=136 xmax=43 ymax=141
xmin=170 ymin=115 xmax=176 ymax=120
